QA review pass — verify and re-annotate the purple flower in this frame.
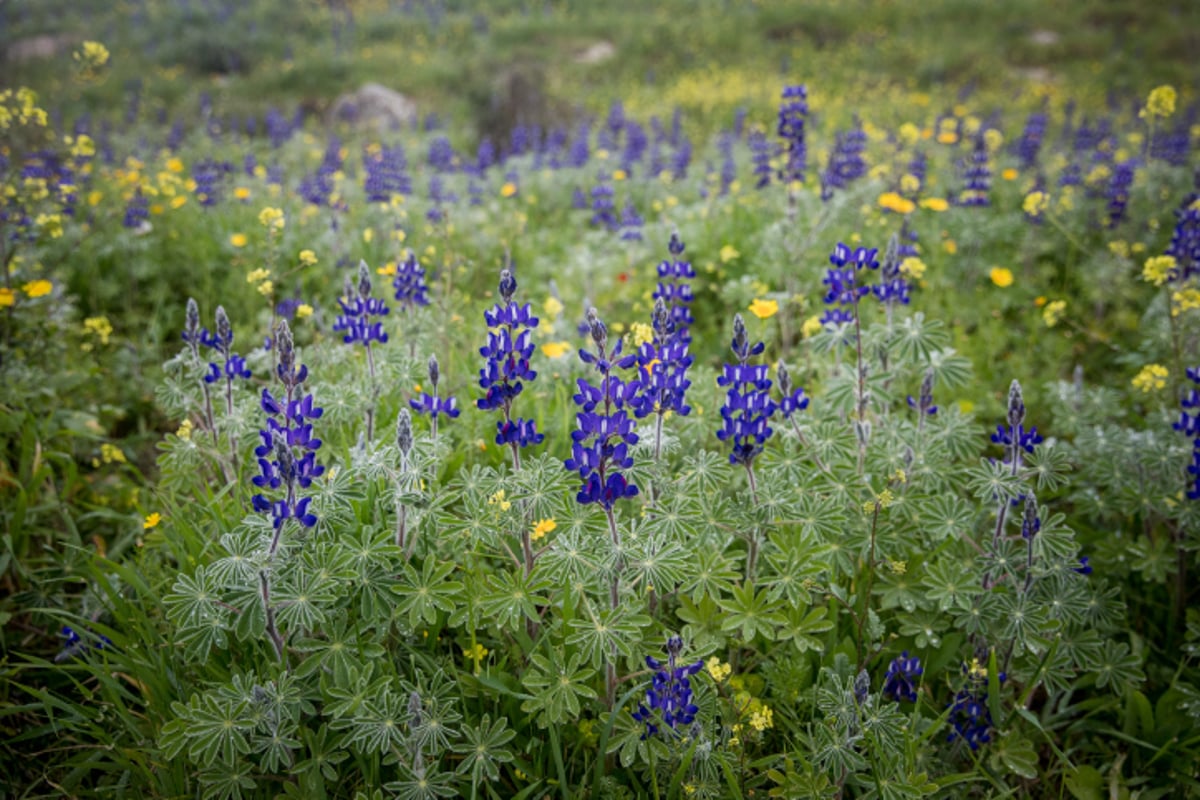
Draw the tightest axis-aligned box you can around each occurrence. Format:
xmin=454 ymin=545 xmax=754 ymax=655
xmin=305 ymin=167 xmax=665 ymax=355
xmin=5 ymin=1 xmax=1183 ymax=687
xmin=1176 ymin=366 xmax=1200 ymax=500
xmin=956 ymin=133 xmax=991 ymax=207
xmin=200 ymin=306 xmax=252 ymax=385
xmin=776 ymin=84 xmax=808 ymax=185
xmin=393 ymin=251 xmax=431 ymax=310
xmin=882 ymin=651 xmax=922 ymax=702
xmin=333 ymin=261 xmax=390 ymax=346
xmin=477 ymin=269 xmax=543 ymax=458
xmin=717 ymin=314 xmax=775 ymax=467
xmin=821 ymin=243 xmax=878 ymax=324
xmin=632 ymin=636 xmax=703 ymax=739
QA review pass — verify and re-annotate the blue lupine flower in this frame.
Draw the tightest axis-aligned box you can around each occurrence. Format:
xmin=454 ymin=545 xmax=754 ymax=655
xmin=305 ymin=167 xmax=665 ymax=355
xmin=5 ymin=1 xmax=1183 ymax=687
xmin=820 ymin=120 xmax=867 ymax=201
xmin=718 ymin=132 xmax=736 ymax=196
xmin=775 ymin=360 xmax=809 ymax=419
xmin=1175 ymin=366 xmax=1200 ymax=500
xmin=991 ymin=380 xmax=1043 ymax=463
xmin=55 ymin=624 xmax=112 ymax=663
xmin=717 ymin=314 xmax=776 ymax=467
xmin=776 ymin=84 xmax=808 ymax=185
xmin=956 ymin=133 xmax=991 ymax=207
xmin=201 ymin=306 xmax=252 ymax=385
xmin=631 ymin=635 xmax=703 ymax=739
xmin=334 ymin=261 xmax=390 ymax=346
xmin=1020 ymin=494 xmax=1042 ymax=540
xmin=1164 ymin=192 xmax=1200 ymax=283
xmin=653 ymin=233 xmax=695 ymax=340
xmin=749 ymin=128 xmax=774 ymax=189
xmin=393 ymin=251 xmax=431 ymax=311
xmin=672 ymin=136 xmax=692 ymax=180
xmin=589 ymin=179 xmax=617 ymax=230
xmin=564 ymin=308 xmax=641 ymax=507
xmin=882 ymin=651 xmax=922 ymax=702
xmin=427 ymin=135 xmax=455 ymax=172
xmin=191 ymin=158 xmax=230 ymax=207
xmin=571 ymin=186 xmax=588 ymax=210
xmin=477 ymin=269 xmax=544 ymax=461
xmin=1074 ymin=556 xmax=1094 ymax=575
xmin=1015 ymin=111 xmax=1048 ymax=169
xmin=123 ymin=188 xmax=149 ymax=230
xmin=873 ymin=233 xmax=911 ymax=311
xmin=618 ymin=199 xmax=643 ymax=241
xmin=907 ymin=368 xmax=938 ymax=426
xmin=363 ymin=143 xmax=412 ymax=202
xmin=253 ymin=321 xmax=324 ymax=530
xmin=410 ymin=354 xmax=460 ymax=434
xmin=947 ymin=662 xmax=1002 ymax=750
xmin=632 ymin=297 xmax=693 ymax=461
xmin=821 ymin=242 xmax=878 ymax=324
xmin=1106 ymin=159 xmax=1137 ymax=228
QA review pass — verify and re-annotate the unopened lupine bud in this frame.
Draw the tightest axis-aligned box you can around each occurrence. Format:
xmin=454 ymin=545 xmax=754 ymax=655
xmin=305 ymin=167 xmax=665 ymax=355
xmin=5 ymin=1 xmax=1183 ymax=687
xmin=396 ymin=408 xmax=414 ymax=459
xmin=732 ymin=313 xmax=748 ymax=356
xmin=357 ymin=259 xmax=372 ymax=300
xmin=1007 ymin=379 xmax=1025 ymax=429
xmin=777 ymin=360 xmax=793 ymax=396
xmin=587 ymin=307 xmax=607 ymax=348
xmin=427 ymin=355 xmax=439 ymax=390
xmin=215 ymin=306 xmax=232 ymax=352
xmin=652 ymin=296 xmax=670 ymax=337
xmin=498 ymin=269 xmax=517 ymax=303
xmin=185 ymin=297 xmax=200 ymax=354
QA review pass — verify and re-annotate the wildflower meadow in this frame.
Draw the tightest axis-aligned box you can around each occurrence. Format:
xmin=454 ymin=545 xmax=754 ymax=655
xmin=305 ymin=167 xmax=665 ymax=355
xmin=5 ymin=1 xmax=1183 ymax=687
xmin=2 ymin=1 xmax=1199 ymax=797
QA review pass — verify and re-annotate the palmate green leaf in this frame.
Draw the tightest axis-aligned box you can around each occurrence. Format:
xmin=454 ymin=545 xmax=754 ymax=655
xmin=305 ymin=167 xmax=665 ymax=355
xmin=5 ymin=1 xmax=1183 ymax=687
xmin=991 ymin=731 xmax=1039 ymax=780
xmin=324 ymin=665 xmax=393 ymax=721
xmin=384 ymin=764 xmax=459 ymax=800
xmin=452 ymin=714 xmax=516 ymax=781
xmin=777 ymin=605 xmax=834 ymax=654
xmin=1024 ymin=443 xmax=1072 ymax=492
xmin=1094 ymin=640 xmax=1145 ymax=692
xmin=347 ymin=691 xmax=411 ymax=754
xmin=210 ymin=528 xmax=268 ymax=588
xmin=678 ymin=449 xmax=733 ymax=501
xmin=345 ymin=524 xmax=403 ymax=581
xmin=295 ymin=615 xmax=385 ymax=682
xmin=274 ymin=570 xmax=338 ymax=633
xmin=392 ymin=559 xmax=462 ymax=628
xmin=480 ymin=567 xmax=551 ymax=629
xmin=891 ymin=313 xmax=950 ymax=364
xmin=162 ymin=694 xmax=254 ymax=767
xmin=719 ymin=582 xmax=786 ymax=642
xmin=679 ymin=547 xmax=740 ymax=604
xmin=676 ymin=593 xmax=727 ymax=653
xmin=923 ymin=347 xmax=972 ymax=390
xmin=625 ymin=537 xmax=690 ymax=596
xmin=198 ymin=763 xmax=256 ymax=800
xmin=164 ymin=565 xmax=225 ymax=627
xmin=921 ymin=557 xmax=977 ymax=612
xmin=508 ymin=452 xmax=573 ymax=521
xmin=294 ymin=724 xmax=350 ymax=784
xmin=873 ymin=568 xmax=923 ymax=613
xmin=520 ymin=650 xmax=598 ymax=728
xmin=566 ymin=602 xmax=651 ymax=670
xmin=965 ymin=459 xmax=1025 ymax=505
xmin=762 ymin=539 xmax=826 ymax=607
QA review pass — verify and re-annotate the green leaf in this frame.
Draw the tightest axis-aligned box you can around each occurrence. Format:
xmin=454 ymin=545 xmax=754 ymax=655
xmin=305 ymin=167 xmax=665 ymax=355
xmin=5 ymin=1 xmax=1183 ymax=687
xmin=776 ymin=605 xmax=833 ymax=654
xmin=1065 ymin=765 xmax=1103 ymax=800
xmin=719 ymin=582 xmax=786 ymax=642
xmin=566 ymin=602 xmax=650 ymax=670
xmin=995 ymin=732 xmax=1038 ymax=780
xmin=520 ymin=650 xmax=598 ymax=728
xmin=453 ymin=714 xmax=516 ymax=781
xmin=392 ymin=559 xmax=462 ymax=629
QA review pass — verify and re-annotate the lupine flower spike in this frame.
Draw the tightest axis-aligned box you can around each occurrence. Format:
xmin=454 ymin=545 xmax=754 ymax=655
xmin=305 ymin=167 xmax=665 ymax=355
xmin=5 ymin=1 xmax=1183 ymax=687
xmin=882 ymin=651 xmax=923 ymax=703
xmin=182 ymin=298 xmax=216 ymax=442
xmin=632 ymin=296 xmax=693 ymax=461
xmin=632 ymin=635 xmax=703 ymax=739
xmin=334 ymin=260 xmax=389 ymax=441
xmin=477 ymin=267 xmax=543 ymax=471
xmin=410 ymin=354 xmax=459 ymax=439
xmin=395 ymin=408 xmax=416 ymax=556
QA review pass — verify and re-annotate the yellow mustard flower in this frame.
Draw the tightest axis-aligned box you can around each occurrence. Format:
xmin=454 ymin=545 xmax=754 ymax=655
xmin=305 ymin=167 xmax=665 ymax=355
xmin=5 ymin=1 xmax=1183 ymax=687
xmin=296 ymin=304 xmax=314 ymax=319
xmin=1142 ymin=255 xmax=1176 ymax=287
xmin=705 ymin=656 xmax=732 ymax=682
xmin=1022 ymin=191 xmax=1049 ymax=217
xmin=899 ymin=257 xmax=926 ymax=279
xmin=801 ymin=315 xmax=823 ymax=338
xmin=719 ymin=245 xmax=740 ymax=263
xmin=1172 ymin=288 xmax=1200 ymax=317
xmin=176 ymin=419 xmax=194 ymax=441
xmin=1141 ymin=85 xmax=1177 ymax=119
xmin=246 ymin=268 xmax=271 ymax=284
xmin=543 ymin=296 xmax=564 ymax=320
xmin=877 ymin=191 xmax=915 ymax=214
xmin=22 ymin=279 xmax=52 ymax=298
xmin=1043 ymin=300 xmax=1067 ymax=327
xmin=919 ymin=197 xmax=948 ymax=212
xmin=258 ymin=206 xmax=285 ymax=230
xmin=84 ymin=316 xmax=113 ymax=344
xmin=530 ymin=518 xmax=557 ymax=541
xmin=629 ymin=322 xmax=654 ymax=347
xmin=1132 ymin=364 xmax=1169 ymax=392
xmin=899 ymin=174 xmax=921 ymax=194
xmin=748 ymin=298 xmax=779 ymax=320
xmin=298 ymin=249 xmax=318 ymax=266
xmin=541 ymin=341 xmax=571 ymax=359
xmin=500 ymin=182 xmax=518 ymax=198
xmin=100 ymin=443 xmax=126 ymax=464
xmin=143 ymin=512 xmax=162 ymax=529
xmin=989 ymin=267 xmax=1014 ymax=288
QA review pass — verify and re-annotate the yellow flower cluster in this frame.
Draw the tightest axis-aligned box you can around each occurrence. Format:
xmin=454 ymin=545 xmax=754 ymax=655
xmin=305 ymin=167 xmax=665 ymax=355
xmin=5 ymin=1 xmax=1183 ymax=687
xmin=1131 ymin=364 xmax=1169 ymax=392
xmin=705 ymin=656 xmax=732 ymax=682
xmin=74 ymin=41 xmax=110 ymax=80
xmin=176 ymin=419 xmax=194 ymax=441
xmin=899 ymin=257 xmax=926 ymax=280
xmin=628 ymin=322 xmax=654 ymax=347
xmin=298 ymin=249 xmax=318 ymax=266
xmin=488 ymin=490 xmax=512 ymax=512
xmin=541 ymin=341 xmax=571 ymax=358
xmin=1042 ymin=300 xmax=1067 ymax=328
xmin=1140 ymin=85 xmax=1177 ymax=120
xmin=258 ymin=206 xmax=285 ymax=232
xmin=83 ymin=316 xmax=113 ymax=345
xmin=801 ymin=315 xmax=823 ymax=338
xmin=1172 ymin=287 xmax=1200 ymax=317
xmin=1142 ymin=255 xmax=1177 ymax=287
xmin=543 ymin=296 xmax=564 ymax=320
xmin=878 ymin=191 xmax=916 ymax=214
xmin=246 ymin=268 xmax=273 ymax=297
xmin=530 ymin=518 xmax=557 ymax=541
xmin=1022 ymin=191 xmax=1049 ymax=217
xmin=99 ymin=443 xmax=127 ymax=464
xmin=23 ymin=279 xmax=53 ymax=298
xmin=0 ymin=88 xmax=48 ymax=130
xmin=143 ymin=512 xmax=162 ymax=529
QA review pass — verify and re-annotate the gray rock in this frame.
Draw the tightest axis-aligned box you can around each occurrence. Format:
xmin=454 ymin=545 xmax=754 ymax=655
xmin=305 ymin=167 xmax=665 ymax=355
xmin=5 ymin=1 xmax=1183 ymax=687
xmin=329 ymin=83 xmax=418 ymax=131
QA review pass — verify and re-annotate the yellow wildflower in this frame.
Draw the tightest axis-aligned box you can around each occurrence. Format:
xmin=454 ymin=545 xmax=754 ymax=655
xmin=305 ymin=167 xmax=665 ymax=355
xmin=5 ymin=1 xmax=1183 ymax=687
xmin=877 ymin=191 xmax=915 ymax=214
xmin=541 ymin=341 xmax=571 ymax=359
xmin=100 ymin=443 xmax=127 ymax=464
xmin=719 ymin=244 xmax=740 ymax=263
xmin=170 ymin=195 xmax=187 ymax=209
xmin=463 ymin=642 xmax=488 ymax=661
xmin=258 ymin=206 xmax=285 ymax=230
xmin=531 ymin=518 xmax=557 ymax=541
xmin=74 ymin=41 xmax=110 ymax=79
xmin=1141 ymin=85 xmax=1177 ymax=119
xmin=257 ymin=281 xmax=274 ymax=297
xmin=1172 ymin=288 xmax=1200 ymax=317
xmin=1042 ymin=300 xmax=1067 ymax=327
xmin=705 ymin=656 xmax=732 ymax=682
xmin=1022 ymin=191 xmax=1049 ymax=217
xmin=1001 ymin=168 xmax=1018 ymax=181
xmin=919 ymin=197 xmax=948 ymax=212
xmin=234 ymin=187 xmax=251 ymax=201
xmin=143 ymin=512 xmax=162 ymax=529
xmin=165 ymin=157 xmax=184 ymax=173
xmin=246 ymin=268 xmax=271 ymax=284
xmin=1109 ymin=240 xmax=1131 ymax=259
xmin=801 ymin=315 xmax=823 ymax=338
xmin=500 ymin=182 xmax=518 ymax=198
xmin=984 ymin=129 xmax=1004 ymax=151
xmin=69 ymin=134 xmax=95 ymax=158
xmin=22 ymin=279 xmax=52 ymax=298
xmin=887 ymin=559 xmax=907 ymax=575
xmin=296 ymin=304 xmax=314 ymax=319
xmin=0 ymin=288 xmax=14 ymax=307
xmin=989 ymin=267 xmax=1014 ymax=288
xmin=543 ymin=296 xmax=564 ymax=320
xmin=899 ymin=174 xmax=921 ymax=194
xmin=1132 ymin=364 xmax=1169 ymax=392
xmin=1142 ymin=255 xmax=1176 ymax=287
xmin=230 ymin=233 xmax=248 ymax=248
xmin=748 ymin=298 xmax=779 ymax=320
xmin=936 ymin=130 xmax=958 ymax=145
xmin=298 ymin=249 xmax=318 ymax=266
xmin=88 ymin=190 xmax=103 ymax=207
xmin=749 ymin=706 xmax=774 ymax=731
xmin=176 ymin=419 xmax=194 ymax=441
xmin=83 ymin=316 xmax=113 ymax=344
xmin=943 ymin=239 xmax=958 ymax=254
xmin=899 ymin=257 xmax=926 ymax=279
xmin=488 ymin=490 xmax=512 ymax=512
xmin=968 ymin=658 xmax=988 ymax=679
xmin=629 ymin=322 xmax=654 ymax=347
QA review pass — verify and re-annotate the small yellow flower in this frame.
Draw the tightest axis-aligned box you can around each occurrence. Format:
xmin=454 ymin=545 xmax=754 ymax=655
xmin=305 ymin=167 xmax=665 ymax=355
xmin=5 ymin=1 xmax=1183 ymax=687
xmin=943 ymin=239 xmax=958 ymax=255
xmin=258 ymin=206 xmax=285 ymax=230
xmin=801 ymin=315 xmax=823 ymax=338
xmin=83 ymin=316 xmax=113 ymax=344
xmin=989 ymin=267 xmax=1014 ymax=288
xmin=1109 ymin=240 xmax=1131 ymax=259
xmin=1172 ymin=288 xmax=1200 ymax=317
xmin=1042 ymin=300 xmax=1066 ymax=328
xmin=298 ymin=249 xmax=318 ymax=266
xmin=500 ymin=182 xmax=518 ymax=198
xmin=1131 ymin=364 xmax=1169 ymax=392
xmin=230 ymin=233 xmax=248 ymax=248
xmin=705 ymin=656 xmax=732 ymax=682
xmin=22 ymin=279 xmax=53 ymax=298
xmin=1022 ymin=191 xmax=1049 ymax=217
xmin=87 ymin=190 xmax=103 ymax=207
xmin=1142 ymin=255 xmax=1176 ymax=287
xmin=165 ymin=157 xmax=184 ymax=173
xmin=748 ymin=298 xmax=779 ymax=320
xmin=100 ymin=443 xmax=127 ymax=464
xmin=74 ymin=41 xmax=110 ymax=79
xmin=749 ymin=706 xmax=774 ymax=731
xmin=176 ymin=419 xmax=194 ymax=441
xmin=936 ymin=130 xmax=958 ymax=145
xmin=887 ymin=559 xmax=907 ymax=575
xmin=376 ymin=262 xmax=397 ymax=277
xmin=541 ymin=341 xmax=571 ymax=359
xmin=629 ymin=322 xmax=654 ymax=347
xmin=246 ymin=268 xmax=271 ymax=284
xmin=143 ymin=512 xmax=162 ymax=529
xmin=170 ymin=195 xmax=187 ymax=209
xmin=719 ymin=244 xmax=740 ymax=263
xmin=257 ymin=281 xmax=274 ymax=297
xmin=968 ymin=658 xmax=988 ymax=680
xmin=983 ymin=129 xmax=1004 ymax=151
xmin=1141 ymin=85 xmax=1177 ymax=119
xmin=463 ymin=642 xmax=488 ymax=661
xmin=1001 ymin=168 xmax=1019 ymax=181
xmin=362 ymin=228 xmax=374 ymax=243
xmin=234 ymin=187 xmax=251 ymax=200
xmin=296 ymin=304 xmax=314 ymax=319
xmin=899 ymin=257 xmax=926 ymax=279
xmin=877 ymin=191 xmax=915 ymax=214
xmin=531 ymin=518 xmax=557 ymax=541
xmin=899 ymin=174 xmax=921 ymax=194
xmin=0 ymin=288 xmax=14 ymax=307
xmin=488 ymin=490 xmax=512 ymax=512
xmin=543 ymin=296 xmax=564 ymax=320
xmin=36 ymin=213 xmax=64 ymax=238
xmin=612 ymin=169 xmax=627 ymax=181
